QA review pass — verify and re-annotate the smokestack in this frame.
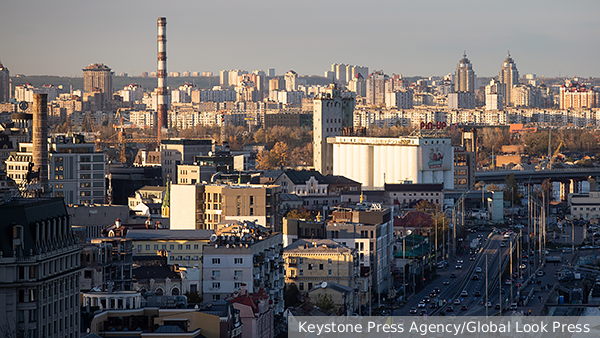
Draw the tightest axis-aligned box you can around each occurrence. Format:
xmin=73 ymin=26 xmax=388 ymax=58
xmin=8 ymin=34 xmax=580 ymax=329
xmin=157 ymin=17 xmax=168 ymax=143
xmin=32 ymin=93 xmax=48 ymax=193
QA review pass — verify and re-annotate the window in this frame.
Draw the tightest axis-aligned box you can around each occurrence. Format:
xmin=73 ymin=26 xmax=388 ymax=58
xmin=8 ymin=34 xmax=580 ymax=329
xmin=212 ymin=295 xmax=220 ymax=301
xmin=328 ymin=258 xmax=332 ymax=264
xmin=212 ymin=270 xmax=220 ymax=277
xmin=299 ymin=269 xmax=303 ymax=276
xmin=308 ymin=282 xmax=313 ymax=290
xmin=319 ymin=264 xmax=323 ymax=270
xmin=178 ymin=244 xmax=183 ymax=250
xmin=328 ymin=269 xmax=332 ymax=276
xmin=308 ymin=264 xmax=313 ymax=270
xmin=299 ymin=283 xmax=304 ymax=291
xmin=212 ymin=282 xmax=220 ymax=289
xmin=194 ymin=244 xmax=198 ymax=250
xmin=250 ymin=196 xmax=254 ymax=205
xmin=137 ymin=245 xmax=142 ymax=251
xmin=186 ymin=244 xmax=191 ymax=250
xmin=235 ymin=282 xmax=242 ymax=288
xmin=154 ymin=245 xmax=159 ymax=250
xmin=170 ymin=244 xmax=174 ymax=250
xmin=234 ymin=258 xmax=243 ymax=264
xmin=234 ymin=270 xmax=242 ymax=277
xmin=146 ymin=245 xmax=150 ymax=250
xmin=84 ymin=270 xmax=92 ymax=279
xmin=212 ymin=258 xmax=221 ymax=265
xmin=161 ymin=245 xmax=167 ymax=250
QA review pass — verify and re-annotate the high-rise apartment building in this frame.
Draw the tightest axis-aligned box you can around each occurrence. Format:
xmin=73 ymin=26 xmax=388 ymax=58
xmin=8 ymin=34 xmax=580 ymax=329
xmin=499 ymin=52 xmax=519 ymax=107
xmin=559 ymin=80 xmax=599 ymax=109
xmin=366 ymin=71 xmax=387 ymax=106
xmin=284 ymin=70 xmax=298 ymax=91
xmin=454 ymin=53 xmax=476 ymax=93
xmin=0 ymin=62 xmax=9 ymax=102
xmin=313 ymin=83 xmax=355 ymax=175
xmin=82 ymin=63 xmax=113 ymax=109
xmin=0 ymin=198 xmax=82 ymax=338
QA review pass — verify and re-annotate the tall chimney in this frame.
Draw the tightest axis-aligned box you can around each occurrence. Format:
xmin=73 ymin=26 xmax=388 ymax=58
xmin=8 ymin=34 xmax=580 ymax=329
xmin=32 ymin=93 xmax=48 ymax=193
xmin=157 ymin=17 xmax=168 ymax=143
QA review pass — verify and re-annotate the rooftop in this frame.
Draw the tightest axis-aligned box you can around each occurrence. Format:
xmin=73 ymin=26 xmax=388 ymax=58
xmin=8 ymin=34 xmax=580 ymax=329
xmin=126 ymin=229 xmax=214 ymax=240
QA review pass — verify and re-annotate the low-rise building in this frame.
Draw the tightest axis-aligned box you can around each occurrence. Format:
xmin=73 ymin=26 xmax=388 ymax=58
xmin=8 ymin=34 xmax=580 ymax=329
xmin=570 ymin=191 xmax=600 ymax=220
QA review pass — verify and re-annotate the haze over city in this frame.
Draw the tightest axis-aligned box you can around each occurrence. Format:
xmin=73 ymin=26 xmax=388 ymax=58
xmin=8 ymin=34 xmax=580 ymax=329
xmin=2 ymin=0 xmax=600 ymax=77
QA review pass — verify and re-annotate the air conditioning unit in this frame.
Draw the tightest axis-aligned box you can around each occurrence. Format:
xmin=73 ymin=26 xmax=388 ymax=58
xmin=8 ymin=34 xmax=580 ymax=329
xmin=212 ymin=276 xmax=216 ymax=280
xmin=234 ymin=276 xmax=238 ymax=280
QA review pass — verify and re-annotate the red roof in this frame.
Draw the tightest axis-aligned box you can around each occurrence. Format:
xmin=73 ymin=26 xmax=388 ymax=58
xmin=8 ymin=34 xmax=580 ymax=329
xmin=394 ymin=211 xmax=433 ymax=229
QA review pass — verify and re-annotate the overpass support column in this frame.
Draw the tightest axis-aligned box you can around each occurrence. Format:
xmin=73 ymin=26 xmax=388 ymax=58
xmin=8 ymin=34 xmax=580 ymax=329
xmin=560 ymin=181 xmax=570 ymax=201
xmin=570 ymin=179 xmax=579 ymax=194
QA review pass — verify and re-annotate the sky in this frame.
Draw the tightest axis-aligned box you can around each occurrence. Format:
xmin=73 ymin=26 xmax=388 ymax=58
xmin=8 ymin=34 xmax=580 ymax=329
xmin=1 ymin=0 xmax=599 ymax=78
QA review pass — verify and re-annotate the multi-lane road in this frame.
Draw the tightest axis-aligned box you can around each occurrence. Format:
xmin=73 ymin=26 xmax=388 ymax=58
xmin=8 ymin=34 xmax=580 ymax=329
xmin=395 ymin=227 xmax=543 ymax=316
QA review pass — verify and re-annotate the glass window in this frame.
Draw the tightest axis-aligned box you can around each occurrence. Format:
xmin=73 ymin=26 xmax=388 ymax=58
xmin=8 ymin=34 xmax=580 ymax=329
xmin=212 ymin=258 xmax=220 ymax=264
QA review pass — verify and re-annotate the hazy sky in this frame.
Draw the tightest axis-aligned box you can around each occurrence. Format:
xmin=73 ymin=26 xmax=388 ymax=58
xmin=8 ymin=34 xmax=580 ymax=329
xmin=1 ymin=0 xmax=599 ymax=78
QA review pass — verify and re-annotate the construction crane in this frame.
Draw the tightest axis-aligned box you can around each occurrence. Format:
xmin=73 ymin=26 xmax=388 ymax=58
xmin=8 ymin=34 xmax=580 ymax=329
xmin=548 ymin=140 xmax=564 ymax=170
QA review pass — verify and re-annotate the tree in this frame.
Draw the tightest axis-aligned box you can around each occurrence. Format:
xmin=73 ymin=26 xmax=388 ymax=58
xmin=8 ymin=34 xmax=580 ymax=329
xmin=503 ymin=173 xmax=520 ymax=205
xmin=184 ymin=291 xmax=203 ymax=304
xmin=256 ymin=150 xmax=277 ymax=170
xmin=284 ymin=283 xmax=300 ymax=308
xmin=286 ymin=207 xmax=314 ymax=221
xmin=314 ymin=293 xmax=336 ymax=312
xmin=271 ymin=141 xmax=289 ymax=169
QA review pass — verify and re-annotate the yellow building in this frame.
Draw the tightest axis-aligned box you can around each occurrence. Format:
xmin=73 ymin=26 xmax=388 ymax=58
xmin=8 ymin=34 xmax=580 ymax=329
xmin=283 ymin=239 xmax=358 ymax=295
xmin=126 ymin=229 xmax=213 ymax=268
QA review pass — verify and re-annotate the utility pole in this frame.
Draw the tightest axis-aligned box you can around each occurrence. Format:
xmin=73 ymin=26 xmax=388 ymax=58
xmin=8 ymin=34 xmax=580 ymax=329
xmin=485 ymin=254 xmax=488 ymax=317
xmin=499 ymin=242 xmax=502 ymax=314
xmin=510 ymin=239 xmax=513 ymax=307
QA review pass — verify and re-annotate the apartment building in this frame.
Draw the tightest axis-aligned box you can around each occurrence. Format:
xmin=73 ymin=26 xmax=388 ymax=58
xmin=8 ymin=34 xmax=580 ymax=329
xmin=160 ymin=138 xmax=214 ymax=184
xmin=170 ymin=183 xmax=281 ymax=231
xmin=203 ymin=222 xmax=284 ymax=313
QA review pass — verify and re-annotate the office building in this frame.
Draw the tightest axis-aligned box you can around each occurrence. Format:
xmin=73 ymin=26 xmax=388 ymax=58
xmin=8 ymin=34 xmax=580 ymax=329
xmin=83 ymin=63 xmax=114 ymax=109
xmin=499 ymin=52 xmax=519 ymax=107
xmin=454 ymin=53 xmax=476 ymax=93
xmin=313 ymin=83 xmax=355 ymax=175
xmin=160 ymin=139 xmax=214 ymax=184
xmin=284 ymin=70 xmax=298 ymax=91
xmin=0 ymin=62 xmax=9 ymax=102
xmin=6 ymin=134 xmax=106 ymax=205
xmin=0 ymin=198 xmax=81 ymax=338
xmin=329 ymin=135 xmax=454 ymax=190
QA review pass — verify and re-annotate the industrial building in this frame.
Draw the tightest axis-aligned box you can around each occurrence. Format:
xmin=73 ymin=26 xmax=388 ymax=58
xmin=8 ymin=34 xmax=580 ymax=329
xmin=328 ymin=135 xmax=454 ymax=190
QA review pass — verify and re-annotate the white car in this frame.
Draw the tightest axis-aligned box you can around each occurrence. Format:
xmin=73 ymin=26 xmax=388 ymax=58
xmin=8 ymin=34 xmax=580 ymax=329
xmin=461 ymin=290 xmax=468 ymax=297
xmin=454 ymin=299 xmax=461 ymax=305
xmin=418 ymin=302 xmax=426 ymax=308
xmin=475 ymin=267 xmax=482 ymax=273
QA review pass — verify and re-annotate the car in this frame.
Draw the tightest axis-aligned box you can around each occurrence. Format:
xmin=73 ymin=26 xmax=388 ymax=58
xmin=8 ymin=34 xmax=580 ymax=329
xmin=474 ymin=291 xmax=481 ymax=297
xmin=510 ymin=303 xmax=518 ymax=310
xmin=461 ymin=290 xmax=468 ymax=297
xmin=530 ymin=259 xmax=535 ymax=264
xmin=423 ymin=297 xmax=430 ymax=303
xmin=505 ymin=279 xmax=512 ymax=285
xmin=419 ymin=310 xmax=427 ymax=316
xmin=446 ymin=306 xmax=454 ymax=312
xmin=495 ymin=304 xmax=501 ymax=310
xmin=454 ymin=299 xmax=461 ymax=305
xmin=430 ymin=291 xmax=437 ymax=298
xmin=470 ymin=256 xmax=476 ymax=261
xmin=450 ymin=273 xmax=456 ymax=278
xmin=500 ymin=242 xmax=506 ymax=247
xmin=430 ymin=303 xmax=438 ymax=309
xmin=455 ymin=264 xmax=462 ymax=269
xmin=434 ymin=287 xmax=441 ymax=293
xmin=475 ymin=267 xmax=482 ymax=273
xmin=486 ymin=302 xmax=492 ymax=307
xmin=537 ymin=271 xmax=545 ymax=276
xmin=472 ymin=274 xmax=479 ymax=280
xmin=461 ymin=305 xmax=468 ymax=311
xmin=457 ymin=259 xmax=464 ymax=264
xmin=409 ymin=307 xmax=417 ymax=314
xmin=519 ymin=264 xmax=526 ymax=269
xmin=418 ymin=302 xmax=426 ymax=308
xmin=443 ymin=280 xmax=450 ymax=285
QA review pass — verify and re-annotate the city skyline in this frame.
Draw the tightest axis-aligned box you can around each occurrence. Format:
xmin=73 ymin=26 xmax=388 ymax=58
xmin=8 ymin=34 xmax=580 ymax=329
xmin=1 ymin=0 xmax=599 ymax=78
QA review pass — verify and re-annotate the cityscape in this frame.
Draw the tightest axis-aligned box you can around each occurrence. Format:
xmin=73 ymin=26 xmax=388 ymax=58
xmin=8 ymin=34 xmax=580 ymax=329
xmin=2 ymin=2 xmax=600 ymax=338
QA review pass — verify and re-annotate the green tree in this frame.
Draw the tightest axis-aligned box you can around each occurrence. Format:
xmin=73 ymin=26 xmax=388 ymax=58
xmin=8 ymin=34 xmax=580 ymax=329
xmin=314 ymin=294 xmax=336 ymax=313
xmin=184 ymin=291 xmax=203 ymax=304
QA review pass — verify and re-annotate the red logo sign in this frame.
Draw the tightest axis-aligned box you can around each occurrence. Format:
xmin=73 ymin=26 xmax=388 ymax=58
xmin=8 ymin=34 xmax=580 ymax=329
xmin=420 ymin=121 xmax=447 ymax=130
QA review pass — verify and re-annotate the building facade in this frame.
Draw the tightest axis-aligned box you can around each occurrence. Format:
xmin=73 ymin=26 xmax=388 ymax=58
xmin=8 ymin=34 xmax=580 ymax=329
xmin=0 ymin=62 xmax=9 ymax=102
xmin=499 ymin=52 xmax=519 ymax=107
xmin=0 ymin=199 xmax=81 ymax=338
xmin=454 ymin=53 xmax=476 ymax=93
xmin=83 ymin=63 xmax=114 ymax=109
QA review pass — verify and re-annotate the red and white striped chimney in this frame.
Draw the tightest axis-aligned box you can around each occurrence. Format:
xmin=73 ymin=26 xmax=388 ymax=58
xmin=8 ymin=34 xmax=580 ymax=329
xmin=157 ymin=17 xmax=168 ymax=143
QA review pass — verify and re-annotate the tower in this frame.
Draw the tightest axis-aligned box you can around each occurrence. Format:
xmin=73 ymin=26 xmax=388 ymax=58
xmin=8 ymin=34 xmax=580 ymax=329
xmin=454 ymin=52 xmax=476 ymax=93
xmin=157 ymin=17 xmax=169 ymax=142
xmin=284 ymin=70 xmax=297 ymax=91
xmin=313 ymin=83 xmax=355 ymax=175
xmin=82 ymin=63 xmax=113 ymax=109
xmin=0 ymin=62 xmax=9 ymax=102
xmin=32 ymin=93 xmax=49 ymax=195
xmin=499 ymin=51 xmax=519 ymax=107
